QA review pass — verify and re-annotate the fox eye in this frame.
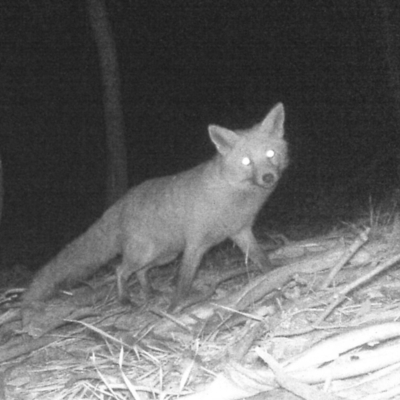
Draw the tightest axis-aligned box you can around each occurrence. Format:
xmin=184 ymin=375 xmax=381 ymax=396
xmin=266 ymin=149 xmax=275 ymax=159
xmin=241 ymin=157 xmax=251 ymax=166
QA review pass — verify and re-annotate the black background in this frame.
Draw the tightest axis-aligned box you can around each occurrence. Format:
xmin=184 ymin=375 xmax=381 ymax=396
xmin=1 ymin=0 xmax=399 ymax=269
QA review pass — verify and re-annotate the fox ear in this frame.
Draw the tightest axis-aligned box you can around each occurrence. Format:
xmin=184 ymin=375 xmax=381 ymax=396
xmin=208 ymin=125 xmax=239 ymax=154
xmin=261 ymin=103 xmax=285 ymax=137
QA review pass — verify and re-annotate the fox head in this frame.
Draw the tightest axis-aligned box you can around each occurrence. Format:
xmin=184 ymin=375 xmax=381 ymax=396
xmin=208 ymin=103 xmax=288 ymax=189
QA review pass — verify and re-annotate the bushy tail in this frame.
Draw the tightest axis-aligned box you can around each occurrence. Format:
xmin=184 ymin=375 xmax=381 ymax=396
xmin=22 ymin=201 xmax=123 ymax=305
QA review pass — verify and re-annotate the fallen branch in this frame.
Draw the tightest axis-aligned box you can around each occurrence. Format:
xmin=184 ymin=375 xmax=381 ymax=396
xmin=315 ymin=251 xmax=400 ymax=325
xmin=320 ymin=227 xmax=370 ymax=289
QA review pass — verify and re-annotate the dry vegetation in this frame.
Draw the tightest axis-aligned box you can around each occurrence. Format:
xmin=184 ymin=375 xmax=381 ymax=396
xmin=2 ymin=210 xmax=400 ymax=400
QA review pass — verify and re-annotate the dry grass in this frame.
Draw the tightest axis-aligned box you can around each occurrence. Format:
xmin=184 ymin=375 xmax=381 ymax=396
xmin=3 ymin=209 xmax=400 ymax=399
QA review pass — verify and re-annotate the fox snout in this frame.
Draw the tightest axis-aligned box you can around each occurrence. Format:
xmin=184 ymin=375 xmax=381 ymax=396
xmin=262 ymin=172 xmax=276 ymax=185
xmin=254 ymin=170 xmax=279 ymax=188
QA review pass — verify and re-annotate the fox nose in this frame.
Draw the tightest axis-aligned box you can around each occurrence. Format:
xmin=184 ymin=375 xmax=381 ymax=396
xmin=262 ymin=173 xmax=276 ymax=185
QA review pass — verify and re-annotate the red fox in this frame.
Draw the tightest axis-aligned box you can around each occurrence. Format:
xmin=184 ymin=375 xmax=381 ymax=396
xmin=22 ymin=103 xmax=288 ymax=314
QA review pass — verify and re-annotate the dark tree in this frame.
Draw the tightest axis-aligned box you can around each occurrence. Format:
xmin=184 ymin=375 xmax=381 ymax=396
xmin=87 ymin=0 xmax=128 ymax=206
xmin=379 ymin=0 xmax=400 ymax=129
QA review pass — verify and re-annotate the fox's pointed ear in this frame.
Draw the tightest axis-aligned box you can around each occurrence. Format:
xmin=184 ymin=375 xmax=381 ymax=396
xmin=208 ymin=125 xmax=239 ymax=155
xmin=261 ymin=103 xmax=285 ymax=138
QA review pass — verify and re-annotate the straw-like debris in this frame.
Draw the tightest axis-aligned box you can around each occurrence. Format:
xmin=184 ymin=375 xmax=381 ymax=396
xmin=2 ymin=218 xmax=400 ymax=399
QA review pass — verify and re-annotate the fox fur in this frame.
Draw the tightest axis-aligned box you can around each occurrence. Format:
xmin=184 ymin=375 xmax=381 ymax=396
xmin=22 ymin=103 xmax=288 ymax=313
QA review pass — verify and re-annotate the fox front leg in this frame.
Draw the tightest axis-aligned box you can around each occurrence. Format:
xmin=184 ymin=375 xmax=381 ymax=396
xmin=231 ymin=228 xmax=273 ymax=271
xmin=168 ymin=242 xmax=210 ymax=312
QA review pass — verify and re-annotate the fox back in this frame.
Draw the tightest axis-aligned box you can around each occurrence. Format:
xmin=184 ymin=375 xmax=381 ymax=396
xmin=116 ymin=102 xmax=288 ymax=309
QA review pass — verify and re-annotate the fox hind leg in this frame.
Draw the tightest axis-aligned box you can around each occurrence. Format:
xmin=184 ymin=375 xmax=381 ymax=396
xmin=116 ymin=258 xmax=140 ymax=304
xmin=116 ymin=239 xmax=157 ymax=304
xmin=116 ymin=241 xmax=180 ymax=305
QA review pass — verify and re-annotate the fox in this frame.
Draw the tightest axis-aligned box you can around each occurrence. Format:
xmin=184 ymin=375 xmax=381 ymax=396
xmin=22 ymin=103 xmax=288 ymax=316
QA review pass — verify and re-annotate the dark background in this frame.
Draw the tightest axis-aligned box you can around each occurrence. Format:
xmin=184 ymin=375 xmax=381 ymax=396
xmin=1 ymin=0 xmax=399 ymax=270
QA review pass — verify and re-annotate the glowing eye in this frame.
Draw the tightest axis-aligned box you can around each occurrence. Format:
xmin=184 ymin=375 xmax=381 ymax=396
xmin=266 ymin=149 xmax=275 ymax=158
xmin=241 ymin=157 xmax=251 ymax=166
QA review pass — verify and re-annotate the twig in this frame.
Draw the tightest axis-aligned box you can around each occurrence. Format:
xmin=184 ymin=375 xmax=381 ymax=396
xmin=320 ymin=227 xmax=370 ymax=289
xmin=228 ymin=320 xmax=265 ymax=361
xmin=316 ymin=251 xmax=400 ymax=324
xmin=276 ymin=251 xmax=400 ymax=337
xmin=256 ymin=348 xmax=345 ymax=400
xmin=0 ymin=336 xmax=56 ymax=363
xmin=174 ymin=266 xmax=260 ymax=312
xmin=283 ymin=322 xmax=400 ymax=373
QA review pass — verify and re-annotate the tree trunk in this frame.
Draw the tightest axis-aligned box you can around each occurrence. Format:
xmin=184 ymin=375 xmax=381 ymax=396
xmin=87 ymin=0 xmax=128 ymax=206
xmin=0 ymin=155 xmax=3 ymax=227
xmin=378 ymin=0 xmax=400 ymax=128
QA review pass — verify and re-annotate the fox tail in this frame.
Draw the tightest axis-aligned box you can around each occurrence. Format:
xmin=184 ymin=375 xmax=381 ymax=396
xmin=22 ymin=201 xmax=123 ymax=306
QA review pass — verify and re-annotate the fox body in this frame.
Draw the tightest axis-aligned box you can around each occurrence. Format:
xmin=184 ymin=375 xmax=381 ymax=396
xmin=22 ymin=103 xmax=288 ymax=312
